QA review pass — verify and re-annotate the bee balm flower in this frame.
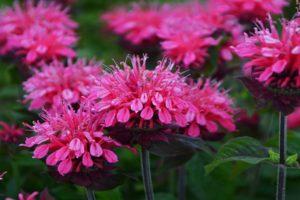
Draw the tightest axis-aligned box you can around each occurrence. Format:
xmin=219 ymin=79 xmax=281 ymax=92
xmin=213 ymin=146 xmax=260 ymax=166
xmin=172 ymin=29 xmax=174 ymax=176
xmin=185 ymin=79 xmax=236 ymax=138
xmin=0 ymin=121 xmax=24 ymax=143
xmin=23 ymin=59 xmax=102 ymax=110
xmin=22 ymin=105 xmax=121 ymax=176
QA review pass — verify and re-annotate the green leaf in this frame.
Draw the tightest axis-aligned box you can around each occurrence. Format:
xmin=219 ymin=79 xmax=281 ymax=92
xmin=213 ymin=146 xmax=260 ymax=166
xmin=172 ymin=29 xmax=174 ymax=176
xmin=205 ymin=137 xmax=269 ymax=174
xmin=286 ymin=153 xmax=298 ymax=166
xmin=268 ymin=149 xmax=279 ymax=163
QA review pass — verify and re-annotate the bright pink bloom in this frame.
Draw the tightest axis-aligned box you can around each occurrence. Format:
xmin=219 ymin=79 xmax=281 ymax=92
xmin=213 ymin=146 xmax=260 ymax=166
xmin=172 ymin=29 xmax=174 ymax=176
xmin=23 ymin=59 xmax=102 ymax=110
xmin=101 ymin=3 xmax=164 ymax=45
xmin=0 ymin=0 xmax=77 ymax=63
xmin=211 ymin=0 xmax=288 ymax=21
xmin=232 ymin=16 xmax=300 ymax=88
xmin=185 ymin=79 xmax=236 ymax=137
xmin=22 ymin=105 xmax=121 ymax=176
xmin=90 ymin=55 xmax=191 ymax=129
xmin=157 ymin=13 xmax=219 ymax=68
xmin=0 ymin=121 xmax=24 ymax=143
xmin=288 ymin=107 xmax=300 ymax=129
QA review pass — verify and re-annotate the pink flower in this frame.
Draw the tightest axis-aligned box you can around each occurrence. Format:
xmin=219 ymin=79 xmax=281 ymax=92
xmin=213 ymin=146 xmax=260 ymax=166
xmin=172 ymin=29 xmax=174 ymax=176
xmin=211 ymin=0 xmax=288 ymax=21
xmin=23 ymin=59 xmax=102 ymax=110
xmin=185 ymin=79 xmax=236 ymax=138
xmin=5 ymin=192 xmax=39 ymax=200
xmin=157 ymin=13 xmax=219 ymax=68
xmin=90 ymin=55 xmax=191 ymax=129
xmin=101 ymin=3 xmax=164 ymax=45
xmin=0 ymin=0 xmax=77 ymax=63
xmin=232 ymin=16 xmax=300 ymax=88
xmin=288 ymin=107 xmax=300 ymax=129
xmin=0 ymin=121 xmax=24 ymax=143
xmin=0 ymin=171 xmax=6 ymax=181
xmin=22 ymin=104 xmax=121 ymax=176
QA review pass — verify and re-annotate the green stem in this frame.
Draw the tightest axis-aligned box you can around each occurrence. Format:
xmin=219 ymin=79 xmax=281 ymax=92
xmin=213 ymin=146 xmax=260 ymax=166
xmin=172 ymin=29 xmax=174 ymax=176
xmin=276 ymin=112 xmax=287 ymax=200
xmin=85 ymin=188 xmax=96 ymax=200
xmin=140 ymin=148 xmax=154 ymax=200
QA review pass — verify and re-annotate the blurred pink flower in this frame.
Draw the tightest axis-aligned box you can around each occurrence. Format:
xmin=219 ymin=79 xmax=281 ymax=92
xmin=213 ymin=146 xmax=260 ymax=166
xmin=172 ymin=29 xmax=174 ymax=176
xmin=288 ymin=107 xmax=300 ymax=129
xmin=232 ymin=16 xmax=300 ymax=88
xmin=101 ymin=3 xmax=164 ymax=45
xmin=0 ymin=171 xmax=6 ymax=181
xmin=185 ymin=79 xmax=236 ymax=137
xmin=211 ymin=0 xmax=288 ymax=21
xmin=23 ymin=59 xmax=102 ymax=110
xmin=0 ymin=0 xmax=77 ymax=63
xmin=22 ymin=104 xmax=121 ymax=176
xmin=0 ymin=121 xmax=24 ymax=143
xmin=90 ymin=55 xmax=191 ymax=129
xmin=5 ymin=192 xmax=38 ymax=200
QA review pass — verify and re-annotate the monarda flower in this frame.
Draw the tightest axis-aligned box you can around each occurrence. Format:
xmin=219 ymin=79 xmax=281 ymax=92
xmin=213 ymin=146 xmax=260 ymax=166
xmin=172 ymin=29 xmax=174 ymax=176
xmin=22 ymin=105 xmax=120 ymax=176
xmin=101 ymin=3 xmax=163 ymax=46
xmin=91 ymin=55 xmax=191 ymax=130
xmin=157 ymin=14 xmax=219 ymax=68
xmin=185 ymin=79 xmax=236 ymax=138
xmin=0 ymin=0 xmax=77 ymax=63
xmin=23 ymin=59 xmax=102 ymax=110
xmin=211 ymin=0 xmax=288 ymax=21
xmin=0 ymin=121 xmax=24 ymax=143
xmin=288 ymin=107 xmax=300 ymax=129
xmin=233 ymin=16 xmax=300 ymax=89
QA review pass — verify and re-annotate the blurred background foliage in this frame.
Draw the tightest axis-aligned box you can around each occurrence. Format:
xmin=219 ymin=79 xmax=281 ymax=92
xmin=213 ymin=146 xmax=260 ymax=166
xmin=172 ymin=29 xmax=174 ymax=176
xmin=0 ymin=0 xmax=300 ymax=200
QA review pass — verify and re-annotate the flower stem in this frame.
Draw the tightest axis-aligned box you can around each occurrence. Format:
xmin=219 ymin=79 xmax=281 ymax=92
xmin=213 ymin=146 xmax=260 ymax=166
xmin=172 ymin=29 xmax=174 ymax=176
xmin=177 ymin=166 xmax=186 ymax=200
xmin=276 ymin=112 xmax=287 ymax=200
xmin=140 ymin=148 xmax=154 ymax=200
xmin=85 ymin=188 xmax=96 ymax=200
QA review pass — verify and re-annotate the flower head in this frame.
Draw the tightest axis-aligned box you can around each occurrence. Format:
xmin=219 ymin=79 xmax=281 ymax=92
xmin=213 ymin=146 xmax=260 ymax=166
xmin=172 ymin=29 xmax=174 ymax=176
xmin=0 ymin=121 xmax=24 ymax=143
xmin=211 ymin=0 xmax=288 ymax=21
xmin=23 ymin=59 xmax=102 ymax=110
xmin=91 ymin=55 xmax=191 ymax=129
xmin=101 ymin=3 xmax=164 ymax=45
xmin=185 ymin=79 xmax=236 ymax=138
xmin=233 ymin=16 xmax=300 ymax=89
xmin=22 ymin=104 xmax=121 ymax=176
xmin=0 ymin=0 xmax=77 ymax=63
xmin=288 ymin=107 xmax=300 ymax=129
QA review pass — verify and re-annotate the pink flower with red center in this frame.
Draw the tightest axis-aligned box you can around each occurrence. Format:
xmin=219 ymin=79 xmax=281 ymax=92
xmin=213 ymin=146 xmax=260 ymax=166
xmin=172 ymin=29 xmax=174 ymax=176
xmin=185 ymin=79 xmax=236 ymax=137
xmin=23 ymin=59 xmax=102 ymax=110
xmin=232 ymin=16 xmax=300 ymax=88
xmin=22 ymin=105 xmax=121 ymax=176
xmin=0 ymin=121 xmax=24 ymax=143
xmin=157 ymin=14 xmax=219 ymax=68
xmin=101 ymin=3 xmax=164 ymax=45
xmin=211 ymin=0 xmax=288 ymax=21
xmin=90 ymin=55 xmax=191 ymax=129
xmin=0 ymin=0 xmax=77 ymax=63
xmin=288 ymin=107 xmax=300 ymax=129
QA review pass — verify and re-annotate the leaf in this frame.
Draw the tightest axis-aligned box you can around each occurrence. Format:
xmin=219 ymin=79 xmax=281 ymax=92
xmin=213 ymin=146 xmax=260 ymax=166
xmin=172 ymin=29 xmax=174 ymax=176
xmin=268 ymin=149 xmax=279 ymax=163
xmin=286 ymin=154 xmax=298 ymax=166
xmin=148 ymin=134 xmax=213 ymax=157
xmin=205 ymin=137 xmax=269 ymax=174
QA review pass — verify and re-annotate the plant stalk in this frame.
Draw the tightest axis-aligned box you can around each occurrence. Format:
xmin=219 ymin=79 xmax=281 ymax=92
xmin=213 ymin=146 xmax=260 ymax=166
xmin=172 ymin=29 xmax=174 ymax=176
xmin=276 ymin=112 xmax=287 ymax=200
xmin=177 ymin=166 xmax=186 ymax=200
xmin=140 ymin=148 xmax=154 ymax=200
xmin=86 ymin=188 xmax=96 ymax=200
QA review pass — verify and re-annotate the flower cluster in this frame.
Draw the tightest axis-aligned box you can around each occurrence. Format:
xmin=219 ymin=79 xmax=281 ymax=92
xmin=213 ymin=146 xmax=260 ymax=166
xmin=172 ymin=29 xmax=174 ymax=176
xmin=0 ymin=121 xmax=24 ymax=143
xmin=185 ymin=79 xmax=236 ymax=137
xmin=0 ymin=0 xmax=77 ymax=64
xmin=22 ymin=105 xmax=120 ymax=176
xmin=212 ymin=0 xmax=288 ymax=21
xmin=23 ymin=59 xmax=102 ymax=110
xmin=233 ymin=16 xmax=300 ymax=89
xmin=90 ymin=55 xmax=236 ymax=138
xmin=101 ymin=3 xmax=163 ymax=45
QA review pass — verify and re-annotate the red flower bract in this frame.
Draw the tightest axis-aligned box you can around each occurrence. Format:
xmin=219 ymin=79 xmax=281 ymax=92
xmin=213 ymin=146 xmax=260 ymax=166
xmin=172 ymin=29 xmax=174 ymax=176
xmin=22 ymin=105 xmax=121 ymax=176
xmin=23 ymin=59 xmax=102 ymax=110
xmin=90 ymin=55 xmax=191 ymax=129
xmin=0 ymin=121 xmax=24 ymax=143
xmin=233 ymin=16 xmax=300 ymax=89
xmin=0 ymin=0 xmax=77 ymax=64
xmin=185 ymin=79 xmax=236 ymax=137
